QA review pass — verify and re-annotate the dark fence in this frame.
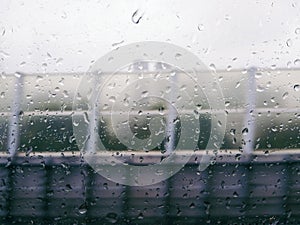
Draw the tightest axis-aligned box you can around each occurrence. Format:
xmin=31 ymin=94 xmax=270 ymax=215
xmin=0 ymin=151 xmax=299 ymax=224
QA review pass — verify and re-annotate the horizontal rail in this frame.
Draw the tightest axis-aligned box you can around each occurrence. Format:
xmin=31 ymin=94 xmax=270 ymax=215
xmin=1 ymin=149 xmax=299 ymax=165
xmin=0 ymin=107 xmax=299 ymax=116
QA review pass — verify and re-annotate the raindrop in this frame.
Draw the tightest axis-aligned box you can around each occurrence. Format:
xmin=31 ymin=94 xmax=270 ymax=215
xmin=0 ymin=92 xmax=5 ymax=98
xmin=0 ymin=50 xmax=9 ymax=57
xmin=282 ymin=92 xmax=289 ymax=100
xmin=296 ymin=28 xmax=300 ymax=35
xmin=61 ymin=90 xmax=68 ymax=98
xmin=112 ymin=40 xmax=124 ymax=47
xmin=217 ymin=120 xmax=222 ymax=127
xmin=65 ymin=184 xmax=72 ymax=190
xmin=230 ymin=129 xmax=236 ymax=135
xmin=59 ymin=78 xmax=64 ymax=86
xmin=189 ymin=202 xmax=196 ymax=209
xmin=132 ymin=10 xmax=143 ymax=24
xmin=25 ymin=147 xmax=33 ymax=157
xmin=293 ymin=84 xmax=300 ymax=91
xmin=235 ymin=154 xmax=241 ymax=161
xmin=42 ymin=62 xmax=47 ymax=69
xmin=73 ymin=121 xmax=79 ymax=127
xmin=105 ymin=212 xmax=118 ymax=224
xmin=78 ymin=202 xmax=88 ymax=215
xmin=137 ymin=212 xmax=144 ymax=220
xmin=109 ymin=96 xmax=116 ymax=102
xmin=209 ymin=63 xmax=216 ymax=72
xmin=294 ymin=59 xmax=300 ymax=66
xmin=56 ymin=58 xmax=63 ymax=64
xmin=61 ymin=11 xmax=67 ymax=19
xmin=233 ymin=191 xmax=239 ymax=198
xmin=256 ymin=85 xmax=265 ymax=92
xmin=175 ymin=53 xmax=182 ymax=59
xmin=286 ymin=39 xmax=292 ymax=47
xmin=197 ymin=24 xmax=204 ymax=31
xmin=14 ymin=72 xmax=23 ymax=78
xmin=255 ymin=72 xmax=262 ymax=78
xmin=141 ymin=91 xmax=148 ymax=97
xmin=242 ymin=127 xmax=248 ymax=135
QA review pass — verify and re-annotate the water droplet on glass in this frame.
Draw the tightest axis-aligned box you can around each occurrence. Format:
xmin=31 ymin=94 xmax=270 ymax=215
xmin=78 ymin=202 xmax=88 ymax=215
xmin=141 ymin=91 xmax=148 ymax=98
xmin=294 ymin=84 xmax=300 ymax=91
xmin=25 ymin=147 xmax=33 ymax=157
xmin=0 ymin=92 xmax=5 ymax=98
xmin=197 ymin=24 xmax=204 ymax=31
xmin=112 ymin=40 xmax=124 ymax=47
xmin=56 ymin=58 xmax=63 ymax=64
xmin=66 ymin=184 xmax=72 ymax=190
xmin=132 ymin=10 xmax=143 ymax=24
xmin=242 ymin=127 xmax=248 ymax=135
xmin=294 ymin=59 xmax=300 ymax=66
xmin=295 ymin=28 xmax=300 ymax=35
xmin=138 ymin=212 xmax=144 ymax=220
xmin=209 ymin=63 xmax=216 ymax=72
xmin=63 ymin=90 xmax=69 ymax=98
xmin=42 ymin=62 xmax=47 ymax=69
xmin=14 ymin=72 xmax=23 ymax=78
xmin=255 ymin=72 xmax=262 ymax=79
xmin=61 ymin=11 xmax=67 ymax=19
xmin=105 ymin=212 xmax=118 ymax=223
xmin=109 ymin=96 xmax=116 ymax=102
xmin=286 ymin=39 xmax=292 ymax=47
xmin=175 ymin=53 xmax=182 ymax=59
xmin=233 ymin=191 xmax=239 ymax=198
xmin=256 ymin=85 xmax=265 ymax=92
xmin=189 ymin=202 xmax=196 ymax=209
xmin=230 ymin=129 xmax=236 ymax=136
xmin=282 ymin=92 xmax=289 ymax=100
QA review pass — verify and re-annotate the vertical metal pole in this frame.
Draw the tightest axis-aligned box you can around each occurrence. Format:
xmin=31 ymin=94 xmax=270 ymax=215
xmin=165 ymin=72 xmax=177 ymax=155
xmin=242 ymin=67 xmax=257 ymax=154
xmin=7 ymin=73 xmax=24 ymax=158
xmin=87 ymin=72 xmax=99 ymax=155
xmin=83 ymin=72 xmax=99 ymax=216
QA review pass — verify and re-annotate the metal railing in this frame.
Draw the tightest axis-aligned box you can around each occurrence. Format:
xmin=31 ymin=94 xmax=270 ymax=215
xmin=0 ymin=69 xmax=299 ymax=223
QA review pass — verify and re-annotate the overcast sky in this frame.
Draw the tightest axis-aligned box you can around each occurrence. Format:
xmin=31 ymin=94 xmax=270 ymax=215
xmin=1 ymin=0 xmax=300 ymax=74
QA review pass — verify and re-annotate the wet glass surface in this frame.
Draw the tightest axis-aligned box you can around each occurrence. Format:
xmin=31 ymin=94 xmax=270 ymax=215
xmin=0 ymin=0 xmax=300 ymax=224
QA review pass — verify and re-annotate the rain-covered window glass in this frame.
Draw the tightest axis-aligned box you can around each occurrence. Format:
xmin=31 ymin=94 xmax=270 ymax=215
xmin=0 ymin=0 xmax=299 ymax=224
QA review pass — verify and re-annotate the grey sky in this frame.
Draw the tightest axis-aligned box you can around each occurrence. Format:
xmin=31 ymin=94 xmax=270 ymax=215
xmin=1 ymin=0 xmax=300 ymax=73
